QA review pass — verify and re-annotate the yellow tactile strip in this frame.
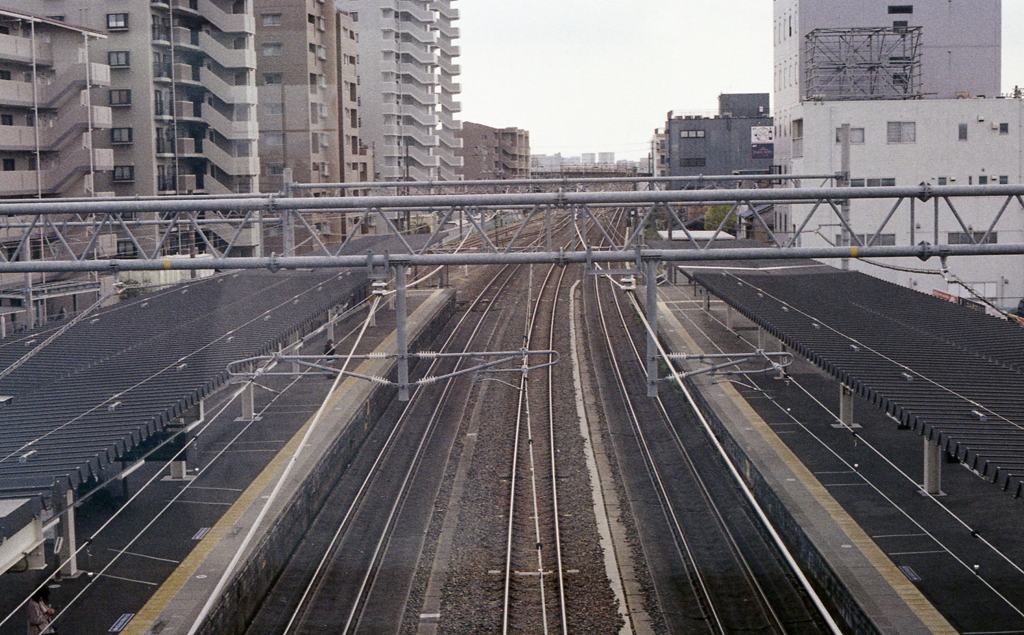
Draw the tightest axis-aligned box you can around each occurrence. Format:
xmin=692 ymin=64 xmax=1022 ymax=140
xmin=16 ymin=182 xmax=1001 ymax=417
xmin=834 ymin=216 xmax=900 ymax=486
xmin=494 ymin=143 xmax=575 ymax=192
xmin=657 ymin=299 xmax=957 ymax=635
xmin=122 ymin=289 xmax=453 ymax=635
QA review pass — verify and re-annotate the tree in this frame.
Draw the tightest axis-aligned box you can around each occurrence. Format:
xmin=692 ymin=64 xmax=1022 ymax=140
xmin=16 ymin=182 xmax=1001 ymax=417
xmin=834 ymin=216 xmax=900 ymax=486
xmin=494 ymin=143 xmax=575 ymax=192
xmin=703 ymin=205 xmax=736 ymax=233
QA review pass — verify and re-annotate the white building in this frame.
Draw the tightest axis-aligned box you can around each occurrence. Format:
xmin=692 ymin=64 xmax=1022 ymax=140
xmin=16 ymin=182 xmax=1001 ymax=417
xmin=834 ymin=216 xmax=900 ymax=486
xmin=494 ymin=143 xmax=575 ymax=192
xmin=788 ymin=98 xmax=1024 ymax=307
xmin=774 ymin=0 xmax=1001 ymax=167
xmin=772 ymin=0 xmax=1023 ymax=307
xmin=346 ymin=0 xmax=462 ymax=181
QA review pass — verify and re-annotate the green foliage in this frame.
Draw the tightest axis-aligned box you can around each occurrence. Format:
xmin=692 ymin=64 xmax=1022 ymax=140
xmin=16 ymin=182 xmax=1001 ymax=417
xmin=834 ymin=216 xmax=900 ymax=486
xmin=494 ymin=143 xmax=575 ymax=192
xmin=703 ymin=205 xmax=736 ymax=232
xmin=118 ymin=279 xmax=145 ymax=300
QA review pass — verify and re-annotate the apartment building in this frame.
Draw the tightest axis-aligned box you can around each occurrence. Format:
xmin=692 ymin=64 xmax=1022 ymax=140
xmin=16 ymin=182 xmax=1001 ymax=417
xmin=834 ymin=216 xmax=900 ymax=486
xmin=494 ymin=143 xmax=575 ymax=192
xmin=337 ymin=10 xmax=372 ymax=186
xmin=346 ymin=0 xmax=462 ymax=181
xmin=254 ymin=0 xmax=339 ymax=192
xmin=0 ymin=10 xmax=112 ymax=198
xmin=4 ymin=0 xmax=262 ymax=196
xmin=455 ymin=121 xmax=529 ymax=180
xmin=0 ymin=10 xmax=115 ymax=330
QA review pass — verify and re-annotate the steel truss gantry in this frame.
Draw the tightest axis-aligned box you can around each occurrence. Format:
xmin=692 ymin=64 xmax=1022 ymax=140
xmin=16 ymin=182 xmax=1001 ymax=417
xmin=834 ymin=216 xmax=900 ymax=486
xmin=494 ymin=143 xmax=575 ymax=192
xmin=0 ymin=183 xmax=1021 ymax=273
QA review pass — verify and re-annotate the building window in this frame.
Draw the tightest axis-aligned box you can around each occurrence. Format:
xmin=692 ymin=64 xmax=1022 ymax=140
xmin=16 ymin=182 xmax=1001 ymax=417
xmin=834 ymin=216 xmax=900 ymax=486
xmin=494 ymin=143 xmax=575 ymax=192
xmin=310 ymin=102 xmax=319 ymax=123
xmin=836 ymin=233 xmax=896 ymax=246
xmin=834 ymin=127 xmax=865 ymax=144
xmin=106 ymin=13 xmax=129 ymax=30
xmin=261 ymin=42 xmax=283 ymax=57
xmin=979 ymin=175 xmax=988 ymax=185
xmin=117 ymin=239 xmax=138 ymax=258
xmin=108 ymin=51 xmax=130 ymax=67
xmin=864 ymin=178 xmax=897 ymax=187
xmin=886 ymin=121 xmax=916 ymax=143
xmin=680 ymin=130 xmax=705 ymax=138
xmin=958 ymin=123 xmax=968 ymax=140
xmin=948 ymin=231 xmax=996 ymax=245
xmin=888 ymin=5 xmax=913 ymax=14
xmin=850 ymin=179 xmax=865 ymax=187
xmin=680 ymin=158 xmax=706 ymax=167
xmin=267 ymin=163 xmax=285 ymax=176
xmin=112 ymin=165 xmax=135 ymax=182
xmin=893 ymin=20 xmax=908 ymax=28
xmin=1 ymin=158 xmax=14 ymax=171
xmin=261 ymin=13 xmax=282 ymax=26
xmin=937 ymin=177 xmax=947 ymax=185
xmin=264 ymin=102 xmax=283 ymax=115
xmin=0 ymin=114 xmax=12 ymax=126
xmin=109 ymin=89 xmax=132 ymax=106
xmin=1000 ymin=123 xmax=1009 ymax=135
xmin=263 ymin=72 xmax=283 ymax=85
xmin=1000 ymin=175 xmax=1009 ymax=184
xmin=110 ymin=127 xmax=133 ymax=144
xmin=263 ymin=132 xmax=284 ymax=147
xmin=0 ymin=70 xmax=10 ymax=81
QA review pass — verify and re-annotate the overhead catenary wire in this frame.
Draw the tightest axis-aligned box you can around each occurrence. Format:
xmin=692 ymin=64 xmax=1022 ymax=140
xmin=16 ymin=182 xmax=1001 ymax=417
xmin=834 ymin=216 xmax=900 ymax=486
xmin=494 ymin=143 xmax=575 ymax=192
xmin=667 ymin=283 xmax=1024 ymax=617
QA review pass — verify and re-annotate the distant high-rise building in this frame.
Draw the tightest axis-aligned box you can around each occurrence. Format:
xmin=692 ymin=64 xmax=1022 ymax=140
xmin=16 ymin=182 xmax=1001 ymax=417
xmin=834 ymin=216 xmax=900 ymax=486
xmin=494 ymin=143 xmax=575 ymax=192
xmin=581 ymin=153 xmax=595 ymax=165
xmin=456 ymin=122 xmax=529 ymax=180
xmin=0 ymin=10 xmax=112 ymax=198
xmin=4 ymin=0 xmax=263 ymax=196
xmin=598 ymin=152 xmax=615 ymax=165
xmin=346 ymin=0 xmax=462 ymax=181
xmin=254 ymin=0 xmax=341 ymax=191
xmin=336 ymin=11 xmax=372 ymax=186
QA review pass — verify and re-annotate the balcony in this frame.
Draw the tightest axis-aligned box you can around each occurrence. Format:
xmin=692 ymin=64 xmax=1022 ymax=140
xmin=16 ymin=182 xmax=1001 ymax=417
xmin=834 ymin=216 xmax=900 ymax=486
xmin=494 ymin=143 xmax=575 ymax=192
xmin=199 ymin=31 xmax=257 ymax=70
xmin=437 ymin=58 xmax=459 ymax=74
xmin=397 ymin=1 xmax=434 ymax=23
xmin=430 ymin=2 xmax=458 ymax=20
xmin=405 ymin=145 xmax=439 ymax=168
xmin=204 ymin=139 xmax=259 ymax=176
xmin=399 ymin=45 xmax=436 ymax=66
xmin=173 ymin=63 xmax=201 ymax=84
xmin=172 ymin=26 xmax=201 ymax=50
xmin=0 ymin=63 xmax=110 ymax=110
xmin=0 ymin=103 xmax=112 ymax=152
xmin=0 ymin=32 xmax=52 ymax=65
xmin=170 ymin=0 xmax=201 ymax=15
xmin=397 ymin=62 xmax=436 ymax=86
xmin=382 ymin=125 xmax=438 ymax=147
xmin=203 ymin=104 xmax=257 ymax=140
xmin=399 ymin=21 xmax=435 ymax=45
xmin=197 ymin=0 xmax=256 ymax=34
xmin=174 ymin=100 xmax=202 ymax=119
xmin=200 ymin=67 xmax=257 ymax=105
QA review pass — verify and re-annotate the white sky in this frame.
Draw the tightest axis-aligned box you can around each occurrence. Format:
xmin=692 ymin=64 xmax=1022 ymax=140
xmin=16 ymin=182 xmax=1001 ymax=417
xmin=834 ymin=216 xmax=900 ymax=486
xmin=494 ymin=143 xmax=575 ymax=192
xmin=456 ymin=1 xmax=1024 ymax=161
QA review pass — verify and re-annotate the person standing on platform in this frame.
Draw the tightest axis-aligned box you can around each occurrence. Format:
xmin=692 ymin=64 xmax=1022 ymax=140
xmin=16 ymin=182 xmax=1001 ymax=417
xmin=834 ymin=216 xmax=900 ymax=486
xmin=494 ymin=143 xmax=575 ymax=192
xmin=27 ymin=586 xmax=55 ymax=635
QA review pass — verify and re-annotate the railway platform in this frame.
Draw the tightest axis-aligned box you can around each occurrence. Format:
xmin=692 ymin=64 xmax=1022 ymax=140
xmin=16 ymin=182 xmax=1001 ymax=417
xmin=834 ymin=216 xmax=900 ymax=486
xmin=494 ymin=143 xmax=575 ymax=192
xmin=656 ymin=269 xmax=1024 ymax=634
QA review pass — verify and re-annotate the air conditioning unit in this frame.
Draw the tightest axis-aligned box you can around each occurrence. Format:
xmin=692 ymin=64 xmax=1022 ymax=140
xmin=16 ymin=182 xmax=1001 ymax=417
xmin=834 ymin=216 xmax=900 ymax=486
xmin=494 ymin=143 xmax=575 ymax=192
xmin=177 ymin=174 xmax=197 ymax=192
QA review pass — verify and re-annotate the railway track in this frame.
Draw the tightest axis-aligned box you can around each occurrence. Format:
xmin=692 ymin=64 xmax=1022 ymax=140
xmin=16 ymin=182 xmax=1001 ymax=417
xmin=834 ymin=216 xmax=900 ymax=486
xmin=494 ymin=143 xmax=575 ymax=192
xmin=584 ymin=270 xmax=835 ymax=634
xmin=245 ymin=216 xmax=575 ymax=634
xmin=500 ymin=261 xmax=569 ymax=634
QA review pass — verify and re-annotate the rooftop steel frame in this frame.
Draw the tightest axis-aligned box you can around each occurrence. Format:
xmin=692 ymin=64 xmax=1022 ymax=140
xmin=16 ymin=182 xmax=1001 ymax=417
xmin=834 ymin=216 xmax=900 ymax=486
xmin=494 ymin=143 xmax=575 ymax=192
xmin=804 ymin=27 xmax=924 ymax=101
xmin=0 ymin=183 xmax=1020 ymax=273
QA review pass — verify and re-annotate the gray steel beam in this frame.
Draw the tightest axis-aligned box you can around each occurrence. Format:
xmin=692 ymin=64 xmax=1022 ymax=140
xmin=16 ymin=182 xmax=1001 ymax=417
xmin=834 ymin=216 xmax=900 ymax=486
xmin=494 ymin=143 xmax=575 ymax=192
xmin=0 ymin=242 xmax=1017 ymax=273
xmin=0 ymin=184 xmax=1021 ymax=217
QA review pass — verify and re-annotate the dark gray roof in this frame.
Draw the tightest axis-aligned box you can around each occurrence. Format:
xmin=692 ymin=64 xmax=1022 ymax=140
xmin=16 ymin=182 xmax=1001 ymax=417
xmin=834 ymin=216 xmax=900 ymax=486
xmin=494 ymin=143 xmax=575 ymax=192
xmin=681 ymin=253 xmax=1024 ymax=498
xmin=0 ymin=270 xmax=364 ymax=500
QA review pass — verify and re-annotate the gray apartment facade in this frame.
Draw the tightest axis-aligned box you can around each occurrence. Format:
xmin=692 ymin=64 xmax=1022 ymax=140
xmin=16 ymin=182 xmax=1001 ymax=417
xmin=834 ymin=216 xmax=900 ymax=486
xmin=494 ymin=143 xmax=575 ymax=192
xmin=666 ymin=93 xmax=773 ymax=185
xmin=346 ymin=0 xmax=462 ymax=181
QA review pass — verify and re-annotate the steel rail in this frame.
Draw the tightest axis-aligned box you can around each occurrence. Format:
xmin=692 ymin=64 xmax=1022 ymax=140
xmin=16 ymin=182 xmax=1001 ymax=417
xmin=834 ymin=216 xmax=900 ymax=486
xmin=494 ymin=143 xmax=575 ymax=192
xmin=591 ymin=271 xmax=724 ymax=633
xmin=612 ymin=288 xmax=791 ymax=632
xmin=286 ymin=213 xmax=575 ymax=634
xmin=502 ymin=239 xmax=575 ymax=634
